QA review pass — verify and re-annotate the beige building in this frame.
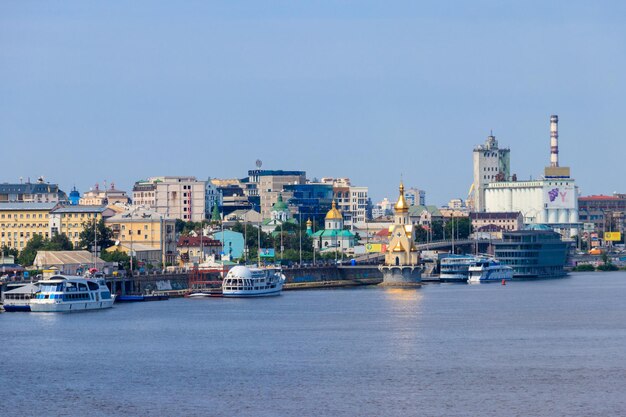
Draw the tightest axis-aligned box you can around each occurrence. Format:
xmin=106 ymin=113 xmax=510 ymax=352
xmin=49 ymin=205 xmax=117 ymax=249
xmin=79 ymin=183 xmax=130 ymax=205
xmin=133 ymin=176 xmax=208 ymax=222
xmin=0 ymin=202 xmax=57 ymax=250
xmin=322 ymin=177 xmax=369 ymax=229
xmin=256 ymin=172 xmax=306 ymax=219
xmin=105 ymin=207 xmax=177 ymax=265
xmin=470 ymin=212 xmax=524 ymax=239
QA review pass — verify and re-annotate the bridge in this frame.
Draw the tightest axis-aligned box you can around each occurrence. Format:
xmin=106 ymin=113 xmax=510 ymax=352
xmin=352 ymin=239 xmax=494 ymax=264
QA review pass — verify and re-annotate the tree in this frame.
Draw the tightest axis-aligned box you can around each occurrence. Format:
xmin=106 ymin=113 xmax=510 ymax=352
xmin=414 ymin=225 xmax=429 ymax=243
xmin=430 ymin=220 xmax=445 ymax=241
xmin=101 ymin=249 xmax=132 ymax=270
xmin=231 ymin=222 xmax=272 ymax=260
xmin=211 ymin=203 xmax=221 ymax=223
xmin=77 ymin=219 xmax=114 ymax=252
xmin=49 ymin=233 xmax=73 ymax=251
xmin=1 ymin=245 xmax=19 ymax=259
xmin=176 ymin=220 xmax=202 ymax=236
xmin=17 ymin=234 xmax=46 ymax=266
xmin=444 ymin=217 xmax=472 ymax=240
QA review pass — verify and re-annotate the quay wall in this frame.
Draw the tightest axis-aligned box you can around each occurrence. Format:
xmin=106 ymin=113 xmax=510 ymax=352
xmin=283 ymin=265 xmax=382 ymax=284
xmin=106 ymin=273 xmax=189 ymax=295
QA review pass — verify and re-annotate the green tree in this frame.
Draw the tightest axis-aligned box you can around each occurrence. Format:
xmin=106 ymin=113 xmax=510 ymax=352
xmin=211 ymin=203 xmax=221 ymax=223
xmin=101 ymin=249 xmax=132 ymax=270
xmin=16 ymin=233 xmax=74 ymax=267
xmin=176 ymin=220 xmax=202 ymax=236
xmin=48 ymin=233 xmax=74 ymax=251
xmin=431 ymin=220 xmax=445 ymax=241
xmin=77 ymin=219 xmax=114 ymax=252
xmin=231 ymin=222 xmax=273 ymax=260
xmin=444 ymin=217 xmax=472 ymax=240
xmin=17 ymin=234 xmax=46 ymax=266
xmin=1 ymin=245 xmax=19 ymax=259
xmin=414 ymin=225 xmax=429 ymax=243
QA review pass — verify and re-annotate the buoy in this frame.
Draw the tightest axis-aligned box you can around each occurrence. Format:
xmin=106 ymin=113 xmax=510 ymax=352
xmin=501 ymin=279 xmax=506 ymax=285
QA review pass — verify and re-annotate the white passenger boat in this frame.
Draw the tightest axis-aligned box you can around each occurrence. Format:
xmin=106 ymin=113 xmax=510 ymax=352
xmin=222 ymin=265 xmax=285 ymax=297
xmin=440 ymin=254 xmax=481 ymax=282
xmin=467 ymin=259 xmax=513 ymax=283
xmin=1 ymin=283 xmax=39 ymax=312
xmin=30 ymin=275 xmax=115 ymax=312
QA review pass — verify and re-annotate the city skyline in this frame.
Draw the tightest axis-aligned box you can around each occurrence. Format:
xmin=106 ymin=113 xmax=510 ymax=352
xmin=2 ymin=1 xmax=625 ymax=204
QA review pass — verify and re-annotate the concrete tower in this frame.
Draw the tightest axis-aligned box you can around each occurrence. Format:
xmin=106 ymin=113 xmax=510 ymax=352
xmin=471 ymin=134 xmax=510 ymax=212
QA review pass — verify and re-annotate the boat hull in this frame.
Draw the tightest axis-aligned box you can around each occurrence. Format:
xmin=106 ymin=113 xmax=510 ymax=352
xmin=2 ymin=304 xmax=31 ymax=312
xmin=30 ymin=300 xmax=114 ymax=312
xmin=468 ymin=268 xmax=513 ymax=283
xmin=222 ymin=288 xmax=283 ymax=297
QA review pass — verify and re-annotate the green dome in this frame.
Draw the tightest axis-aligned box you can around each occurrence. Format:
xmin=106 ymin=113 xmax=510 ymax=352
xmin=272 ymin=194 xmax=288 ymax=212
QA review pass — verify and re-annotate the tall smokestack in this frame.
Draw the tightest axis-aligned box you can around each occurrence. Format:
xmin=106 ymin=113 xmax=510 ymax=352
xmin=550 ymin=114 xmax=559 ymax=167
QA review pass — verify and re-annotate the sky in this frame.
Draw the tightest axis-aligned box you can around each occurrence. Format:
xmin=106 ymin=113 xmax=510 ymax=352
xmin=1 ymin=1 xmax=625 ymax=205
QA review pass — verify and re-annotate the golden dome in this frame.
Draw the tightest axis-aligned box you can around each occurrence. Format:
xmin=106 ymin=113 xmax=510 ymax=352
xmin=306 ymin=218 xmax=312 ymax=228
xmin=394 ymin=181 xmax=409 ymax=213
xmin=325 ymin=200 xmax=343 ymax=220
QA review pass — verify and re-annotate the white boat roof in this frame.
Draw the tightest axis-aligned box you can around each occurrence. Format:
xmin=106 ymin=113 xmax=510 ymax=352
xmin=39 ymin=275 xmax=87 ymax=283
xmin=3 ymin=283 xmax=39 ymax=294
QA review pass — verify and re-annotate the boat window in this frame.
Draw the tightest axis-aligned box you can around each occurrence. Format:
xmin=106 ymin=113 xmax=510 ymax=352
xmin=87 ymin=282 xmax=99 ymax=291
xmin=78 ymin=283 xmax=88 ymax=291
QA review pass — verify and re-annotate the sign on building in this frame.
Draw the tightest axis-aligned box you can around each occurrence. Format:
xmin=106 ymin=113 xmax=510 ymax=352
xmin=583 ymin=223 xmax=595 ymax=232
xmin=544 ymin=185 xmax=576 ymax=209
xmin=604 ymin=232 xmax=622 ymax=242
xmin=259 ymin=248 xmax=275 ymax=258
xmin=366 ymin=243 xmax=387 ymax=253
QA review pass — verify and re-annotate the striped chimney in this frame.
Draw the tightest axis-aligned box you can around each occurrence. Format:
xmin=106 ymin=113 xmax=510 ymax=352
xmin=550 ymin=114 xmax=559 ymax=167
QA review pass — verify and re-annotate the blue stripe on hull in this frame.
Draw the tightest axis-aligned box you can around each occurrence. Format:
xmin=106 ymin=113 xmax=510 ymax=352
xmin=3 ymin=305 xmax=31 ymax=312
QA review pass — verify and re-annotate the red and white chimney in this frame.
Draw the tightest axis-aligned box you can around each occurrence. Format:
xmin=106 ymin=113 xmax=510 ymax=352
xmin=550 ymin=114 xmax=559 ymax=167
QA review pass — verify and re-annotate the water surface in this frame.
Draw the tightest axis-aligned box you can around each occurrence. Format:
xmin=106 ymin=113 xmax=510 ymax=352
xmin=3 ymin=272 xmax=626 ymax=416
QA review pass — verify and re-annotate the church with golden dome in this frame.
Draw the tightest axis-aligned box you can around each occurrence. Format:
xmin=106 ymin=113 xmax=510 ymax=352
xmin=379 ymin=182 xmax=422 ymax=285
xmin=310 ymin=200 xmax=356 ymax=252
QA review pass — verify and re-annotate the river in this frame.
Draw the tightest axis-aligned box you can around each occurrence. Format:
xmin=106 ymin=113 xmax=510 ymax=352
xmin=3 ymin=272 xmax=626 ymax=416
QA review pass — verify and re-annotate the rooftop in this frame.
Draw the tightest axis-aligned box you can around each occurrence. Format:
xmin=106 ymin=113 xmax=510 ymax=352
xmin=51 ymin=205 xmax=109 ymax=213
xmin=579 ymin=195 xmax=622 ymax=201
xmin=0 ymin=202 xmax=59 ymax=211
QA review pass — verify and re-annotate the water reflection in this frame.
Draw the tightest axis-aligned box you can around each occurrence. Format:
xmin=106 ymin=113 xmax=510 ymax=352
xmin=381 ymin=288 xmax=424 ymax=358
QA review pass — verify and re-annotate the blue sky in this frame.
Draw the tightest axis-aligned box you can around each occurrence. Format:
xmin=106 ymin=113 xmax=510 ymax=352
xmin=1 ymin=1 xmax=625 ymax=204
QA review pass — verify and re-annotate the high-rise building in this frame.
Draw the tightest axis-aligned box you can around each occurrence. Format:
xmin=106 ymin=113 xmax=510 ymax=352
xmin=321 ymin=178 xmax=369 ymax=229
xmin=471 ymin=134 xmax=510 ymax=212
xmin=404 ymin=187 xmax=426 ymax=206
xmin=247 ymin=170 xmax=306 ymax=218
xmin=132 ymin=176 xmax=208 ymax=222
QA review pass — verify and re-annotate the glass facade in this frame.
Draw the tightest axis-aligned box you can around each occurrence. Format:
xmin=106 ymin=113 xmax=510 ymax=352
xmin=494 ymin=230 xmax=568 ymax=278
xmin=283 ymin=184 xmax=334 ymax=226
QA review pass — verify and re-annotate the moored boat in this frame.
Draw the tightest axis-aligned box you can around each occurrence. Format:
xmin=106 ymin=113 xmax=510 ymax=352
xmin=30 ymin=275 xmax=115 ymax=312
xmin=467 ymin=259 xmax=513 ymax=283
xmin=439 ymin=254 xmax=481 ymax=282
xmin=1 ymin=283 xmax=39 ymax=312
xmin=222 ymin=265 xmax=285 ymax=297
